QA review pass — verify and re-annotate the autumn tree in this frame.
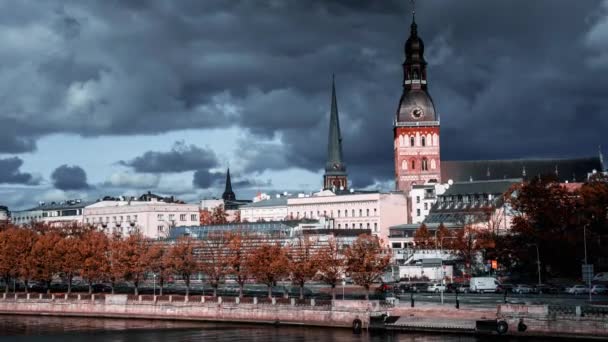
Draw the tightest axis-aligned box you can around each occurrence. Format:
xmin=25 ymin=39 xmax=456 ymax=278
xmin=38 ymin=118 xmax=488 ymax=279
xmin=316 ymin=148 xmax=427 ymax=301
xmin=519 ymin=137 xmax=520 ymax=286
xmin=0 ymin=227 xmax=20 ymax=293
xmin=247 ymin=241 xmax=289 ymax=298
xmin=107 ymin=233 xmax=125 ymax=294
xmin=200 ymin=210 xmax=213 ymax=225
xmin=211 ymin=205 xmax=228 ymax=224
xmin=13 ymin=228 xmax=37 ymax=293
xmin=56 ymin=235 xmax=83 ymax=294
xmin=30 ymin=231 xmax=63 ymax=293
xmin=199 ymin=232 xmax=230 ymax=297
xmin=344 ymin=234 xmax=391 ymax=300
xmin=314 ymin=237 xmax=345 ymax=301
xmin=232 ymin=211 xmax=241 ymax=223
xmin=166 ymin=236 xmax=199 ymax=297
xmin=288 ymin=236 xmax=319 ymax=299
xmin=226 ymin=232 xmax=250 ymax=298
xmin=145 ymin=242 xmax=169 ymax=295
xmin=79 ymin=230 xmax=110 ymax=294
xmin=414 ymin=223 xmax=433 ymax=249
xmin=436 ymin=223 xmax=452 ymax=249
xmin=117 ymin=233 xmax=150 ymax=295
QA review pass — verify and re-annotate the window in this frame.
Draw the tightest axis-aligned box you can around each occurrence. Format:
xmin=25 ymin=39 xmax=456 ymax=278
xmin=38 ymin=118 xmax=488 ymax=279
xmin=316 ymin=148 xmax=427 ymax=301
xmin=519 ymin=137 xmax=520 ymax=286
xmin=352 ymin=209 xmax=355 ymax=217
xmin=157 ymin=226 xmax=164 ymax=232
xmin=422 ymin=158 xmax=428 ymax=171
xmin=421 ymin=136 xmax=426 ymax=147
xmin=366 ymin=209 xmax=370 ymax=216
xmin=191 ymin=214 xmax=197 ymax=221
xmin=359 ymin=223 xmax=363 ymax=229
xmin=338 ymin=224 xmax=341 ymax=228
xmin=424 ymin=203 xmax=428 ymax=210
xmin=416 ymin=196 xmax=420 ymax=204
xmin=157 ymin=214 xmax=164 ymax=220
xmin=126 ymin=216 xmax=130 ymax=222
xmin=323 ymin=210 xmax=326 ymax=217
xmin=431 ymin=159 xmax=436 ymax=170
xmin=345 ymin=210 xmax=348 ymax=217
xmin=411 ymin=160 xmax=416 ymax=170
xmin=367 ymin=223 xmax=370 ymax=229
xmin=417 ymin=209 xmax=421 ymax=217
xmin=180 ymin=214 xmax=186 ymax=221
xmin=374 ymin=208 xmax=377 ymax=215
xmin=310 ymin=211 xmax=313 ymax=218
xmin=410 ymin=136 xmax=415 ymax=147
xmin=337 ymin=210 xmax=341 ymax=217
xmin=374 ymin=223 xmax=378 ymax=233
xmin=345 ymin=224 xmax=349 ymax=228
xmin=112 ymin=216 xmax=116 ymax=222
xmin=169 ymin=214 xmax=175 ymax=221
xmin=134 ymin=215 xmax=138 ymax=221
xmin=392 ymin=242 xmax=402 ymax=249
xmin=401 ymin=160 xmax=407 ymax=170
xmin=359 ymin=209 xmax=362 ymax=217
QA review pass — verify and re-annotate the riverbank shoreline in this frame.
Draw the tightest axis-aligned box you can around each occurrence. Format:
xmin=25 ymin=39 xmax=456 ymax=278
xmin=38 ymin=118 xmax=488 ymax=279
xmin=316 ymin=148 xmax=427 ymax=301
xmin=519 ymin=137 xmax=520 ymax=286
xmin=1 ymin=294 xmax=606 ymax=339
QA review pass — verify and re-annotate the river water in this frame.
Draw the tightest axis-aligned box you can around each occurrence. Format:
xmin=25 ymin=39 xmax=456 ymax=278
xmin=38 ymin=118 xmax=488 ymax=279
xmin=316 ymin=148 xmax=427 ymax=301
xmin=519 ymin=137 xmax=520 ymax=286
xmin=0 ymin=315 xmax=574 ymax=342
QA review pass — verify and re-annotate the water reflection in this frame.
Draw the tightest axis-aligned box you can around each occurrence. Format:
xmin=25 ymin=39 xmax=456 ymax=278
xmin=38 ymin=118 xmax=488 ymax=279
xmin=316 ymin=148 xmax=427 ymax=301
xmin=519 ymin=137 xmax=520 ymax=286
xmin=0 ymin=315 xmax=554 ymax=342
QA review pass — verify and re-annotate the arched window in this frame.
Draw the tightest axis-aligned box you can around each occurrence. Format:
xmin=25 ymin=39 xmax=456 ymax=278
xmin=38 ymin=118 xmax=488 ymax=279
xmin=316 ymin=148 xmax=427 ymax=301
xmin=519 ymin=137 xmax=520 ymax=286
xmin=431 ymin=159 xmax=436 ymax=170
xmin=426 ymin=134 xmax=432 ymax=146
xmin=421 ymin=136 xmax=426 ymax=147
xmin=411 ymin=160 xmax=416 ymax=170
xmin=433 ymin=133 xmax=439 ymax=146
xmin=422 ymin=158 xmax=428 ymax=171
xmin=410 ymin=136 xmax=415 ymax=147
xmin=401 ymin=160 xmax=407 ymax=170
xmin=399 ymin=135 xmax=404 ymax=147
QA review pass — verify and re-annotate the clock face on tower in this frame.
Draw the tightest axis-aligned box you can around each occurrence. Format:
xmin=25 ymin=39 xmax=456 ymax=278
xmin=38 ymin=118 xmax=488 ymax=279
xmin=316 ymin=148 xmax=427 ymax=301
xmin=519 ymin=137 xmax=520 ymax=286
xmin=411 ymin=106 xmax=424 ymax=120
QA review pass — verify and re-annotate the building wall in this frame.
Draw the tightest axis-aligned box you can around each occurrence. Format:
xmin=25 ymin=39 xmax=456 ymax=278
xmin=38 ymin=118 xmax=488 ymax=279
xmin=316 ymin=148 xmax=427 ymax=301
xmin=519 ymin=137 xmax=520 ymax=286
xmin=84 ymin=201 xmax=199 ymax=239
xmin=240 ymin=205 xmax=288 ymax=222
xmin=394 ymin=126 xmax=441 ymax=194
xmin=287 ymin=192 xmax=408 ymax=245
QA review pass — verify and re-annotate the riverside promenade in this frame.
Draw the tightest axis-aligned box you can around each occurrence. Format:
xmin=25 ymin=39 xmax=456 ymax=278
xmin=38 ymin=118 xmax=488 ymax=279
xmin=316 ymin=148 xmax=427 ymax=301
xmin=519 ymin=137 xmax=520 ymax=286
xmin=0 ymin=293 xmax=607 ymax=339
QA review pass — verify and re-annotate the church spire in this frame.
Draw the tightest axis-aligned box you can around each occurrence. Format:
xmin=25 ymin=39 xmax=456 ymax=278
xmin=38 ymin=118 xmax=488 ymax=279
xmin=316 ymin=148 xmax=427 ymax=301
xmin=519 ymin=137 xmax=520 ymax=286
xmin=323 ymin=75 xmax=348 ymax=190
xmin=222 ymin=168 xmax=236 ymax=201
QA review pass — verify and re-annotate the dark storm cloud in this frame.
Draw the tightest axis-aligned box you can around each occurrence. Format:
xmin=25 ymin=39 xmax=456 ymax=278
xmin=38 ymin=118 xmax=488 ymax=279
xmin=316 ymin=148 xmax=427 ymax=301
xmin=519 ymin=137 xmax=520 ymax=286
xmin=0 ymin=0 xmax=606 ymax=187
xmin=0 ymin=157 xmax=38 ymax=185
xmin=51 ymin=165 xmax=90 ymax=190
xmin=119 ymin=141 xmax=219 ymax=173
xmin=192 ymin=170 xmax=225 ymax=189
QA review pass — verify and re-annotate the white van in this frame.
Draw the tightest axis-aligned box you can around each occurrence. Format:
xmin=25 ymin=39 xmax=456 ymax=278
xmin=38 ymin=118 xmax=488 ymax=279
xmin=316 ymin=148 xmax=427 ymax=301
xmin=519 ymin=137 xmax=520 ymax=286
xmin=469 ymin=277 xmax=500 ymax=293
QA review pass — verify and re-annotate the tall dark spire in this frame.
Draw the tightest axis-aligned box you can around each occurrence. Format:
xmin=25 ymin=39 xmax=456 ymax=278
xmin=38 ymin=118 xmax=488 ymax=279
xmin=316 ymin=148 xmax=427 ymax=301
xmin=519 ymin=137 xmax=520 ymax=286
xmin=222 ymin=168 xmax=236 ymax=201
xmin=323 ymin=75 xmax=348 ymax=190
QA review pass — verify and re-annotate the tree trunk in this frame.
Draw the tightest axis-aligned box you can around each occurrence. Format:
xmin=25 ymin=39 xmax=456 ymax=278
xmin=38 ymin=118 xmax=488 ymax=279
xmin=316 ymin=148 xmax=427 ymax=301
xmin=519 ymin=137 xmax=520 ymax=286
xmin=160 ymin=277 xmax=165 ymax=296
xmin=365 ymin=285 xmax=370 ymax=300
xmin=4 ymin=277 xmax=8 ymax=294
xmin=299 ymin=282 xmax=304 ymax=300
xmin=88 ymin=282 xmax=93 ymax=294
xmin=331 ymin=284 xmax=336 ymax=301
xmin=24 ymin=280 xmax=29 ymax=294
xmin=46 ymin=280 xmax=52 ymax=294
xmin=238 ymin=282 xmax=244 ymax=298
xmin=267 ymin=284 xmax=272 ymax=299
xmin=67 ymin=273 xmax=73 ymax=294
xmin=134 ymin=285 xmax=139 ymax=296
xmin=185 ymin=277 xmax=190 ymax=297
xmin=111 ymin=281 xmax=115 ymax=295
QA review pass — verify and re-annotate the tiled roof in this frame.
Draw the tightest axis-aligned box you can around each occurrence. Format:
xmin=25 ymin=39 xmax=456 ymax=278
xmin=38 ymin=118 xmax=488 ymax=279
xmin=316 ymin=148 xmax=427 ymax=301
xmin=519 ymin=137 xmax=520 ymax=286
xmin=441 ymin=157 xmax=602 ymax=183
xmin=442 ymin=179 xmax=521 ymax=196
xmin=241 ymin=197 xmax=288 ymax=208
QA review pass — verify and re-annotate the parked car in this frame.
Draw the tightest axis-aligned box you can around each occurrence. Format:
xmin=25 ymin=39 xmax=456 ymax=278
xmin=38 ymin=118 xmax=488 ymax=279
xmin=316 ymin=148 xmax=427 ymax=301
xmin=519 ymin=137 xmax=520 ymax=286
xmin=410 ymin=282 xmax=429 ymax=293
xmin=426 ymin=283 xmax=446 ymax=293
xmin=533 ymin=284 xmax=559 ymax=294
xmin=590 ymin=284 xmax=608 ymax=295
xmin=512 ymin=284 xmax=534 ymax=294
xmin=566 ymin=285 xmax=589 ymax=295
xmin=456 ymin=284 xmax=470 ymax=293
xmin=445 ymin=283 xmax=459 ymax=293
xmin=593 ymin=272 xmax=608 ymax=282
xmin=497 ymin=283 xmax=514 ymax=293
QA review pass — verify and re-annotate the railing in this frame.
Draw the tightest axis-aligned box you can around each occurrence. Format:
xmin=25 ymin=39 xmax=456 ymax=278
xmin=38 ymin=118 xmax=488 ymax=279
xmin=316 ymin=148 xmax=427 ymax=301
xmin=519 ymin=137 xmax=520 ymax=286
xmin=548 ymin=305 xmax=608 ymax=318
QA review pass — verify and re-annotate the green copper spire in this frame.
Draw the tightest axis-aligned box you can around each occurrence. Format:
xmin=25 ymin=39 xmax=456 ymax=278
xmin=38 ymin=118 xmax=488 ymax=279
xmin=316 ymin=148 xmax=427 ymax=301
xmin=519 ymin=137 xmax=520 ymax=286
xmin=323 ymin=75 xmax=348 ymax=190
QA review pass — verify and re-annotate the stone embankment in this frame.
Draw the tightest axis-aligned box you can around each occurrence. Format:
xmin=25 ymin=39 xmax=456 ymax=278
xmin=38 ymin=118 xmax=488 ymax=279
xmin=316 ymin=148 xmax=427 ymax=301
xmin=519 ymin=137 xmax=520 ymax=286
xmin=0 ymin=293 xmax=379 ymax=328
xmin=0 ymin=293 xmax=607 ymax=339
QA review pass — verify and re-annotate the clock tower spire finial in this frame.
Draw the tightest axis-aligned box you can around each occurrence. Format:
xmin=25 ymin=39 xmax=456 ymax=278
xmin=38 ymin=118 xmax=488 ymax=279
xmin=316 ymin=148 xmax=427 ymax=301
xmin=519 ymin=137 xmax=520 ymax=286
xmin=323 ymin=75 xmax=348 ymax=191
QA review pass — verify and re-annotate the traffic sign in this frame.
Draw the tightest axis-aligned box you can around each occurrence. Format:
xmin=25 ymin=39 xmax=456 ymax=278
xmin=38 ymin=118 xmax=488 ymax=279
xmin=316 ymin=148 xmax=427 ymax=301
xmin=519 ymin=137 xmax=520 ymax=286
xmin=582 ymin=264 xmax=594 ymax=283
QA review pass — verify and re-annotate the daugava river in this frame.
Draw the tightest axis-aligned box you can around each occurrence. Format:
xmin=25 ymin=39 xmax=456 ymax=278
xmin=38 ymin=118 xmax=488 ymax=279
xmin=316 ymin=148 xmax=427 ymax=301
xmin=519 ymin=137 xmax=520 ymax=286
xmin=0 ymin=315 xmax=574 ymax=342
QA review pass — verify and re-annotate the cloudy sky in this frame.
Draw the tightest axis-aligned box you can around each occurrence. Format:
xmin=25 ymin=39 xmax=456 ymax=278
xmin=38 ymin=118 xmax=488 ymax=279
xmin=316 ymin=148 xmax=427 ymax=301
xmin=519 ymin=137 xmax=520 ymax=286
xmin=1 ymin=0 xmax=607 ymax=210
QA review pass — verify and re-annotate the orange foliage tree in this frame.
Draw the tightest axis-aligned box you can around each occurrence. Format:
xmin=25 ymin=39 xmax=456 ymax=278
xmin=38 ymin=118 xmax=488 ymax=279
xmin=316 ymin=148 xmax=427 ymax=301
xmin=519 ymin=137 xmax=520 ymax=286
xmin=79 ymin=230 xmax=109 ymax=294
xmin=30 ymin=231 xmax=63 ymax=293
xmin=0 ymin=227 xmax=20 ymax=293
xmin=145 ymin=242 xmax=170 ymax=296
xmin=199 ymin=232 xmax=230 ymax=297
xmin=117 ymin=233 xmax=150 ymax=295
xmin=344 ymin=235 xmax=391 ymax=300
xmin=226 ymin=232 xmax=250 ymax=298
xmin=166 ymin=236 xmax=199 ymax=296
xmin=14 ymin=228 xmax=37 ymax=293
xmin=247 ymin=241 xmax=289 ymax=298
xmin=287 ymin=236 xmax=319 ymax=299
xmin=413 ymin=223 xmax=433 ymax=249
xmin=314 ymin=237 xmax=345 ymax=301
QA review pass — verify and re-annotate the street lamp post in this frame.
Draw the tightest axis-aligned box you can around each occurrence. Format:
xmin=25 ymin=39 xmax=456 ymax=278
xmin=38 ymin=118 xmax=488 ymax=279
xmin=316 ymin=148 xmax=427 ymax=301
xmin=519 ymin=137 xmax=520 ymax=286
xmin=153 ymin=274 xmax=157 ymax=297
xmin=439 ymin=236 xmax=458 ymax=305
xmin=528 ymin=244 xmax=541 ymax=286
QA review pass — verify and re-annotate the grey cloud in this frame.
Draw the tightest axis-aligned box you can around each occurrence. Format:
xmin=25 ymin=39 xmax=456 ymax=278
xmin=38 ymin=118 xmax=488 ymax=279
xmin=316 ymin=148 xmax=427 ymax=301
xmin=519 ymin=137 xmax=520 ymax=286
xmin=0 ymin=0 xmax=606 ymax=188
xmin=119 ymin=141 xmax=219 ymax=173
xmin=102 ymin=171 xmax=161 ymax=189
xmin=192 ymin=170 xmax=224 ymax=189
xmin=51 ymin=165 xmax=90 ymax=190
xmin=0 ymin=157 xmax=38 ymax=185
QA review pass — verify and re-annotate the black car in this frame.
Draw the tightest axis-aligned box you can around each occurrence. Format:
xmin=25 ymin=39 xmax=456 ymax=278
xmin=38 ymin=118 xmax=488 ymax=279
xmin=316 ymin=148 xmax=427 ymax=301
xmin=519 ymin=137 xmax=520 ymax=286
xmin=91 ymin=284 xmax=112 ymax=293
xmin=533 ymin=284 xmax=559 ymax=294
xmin=497 ymin=283 xmax=514 ymax=293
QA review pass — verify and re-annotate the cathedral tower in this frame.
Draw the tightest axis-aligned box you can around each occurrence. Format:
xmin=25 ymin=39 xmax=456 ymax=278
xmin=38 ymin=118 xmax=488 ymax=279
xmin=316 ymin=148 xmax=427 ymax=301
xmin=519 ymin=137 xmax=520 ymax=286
xmin=394 ymin=8 xmax=441 ymax=193
xmin=324 ymin=76 xmax=348 ymax=190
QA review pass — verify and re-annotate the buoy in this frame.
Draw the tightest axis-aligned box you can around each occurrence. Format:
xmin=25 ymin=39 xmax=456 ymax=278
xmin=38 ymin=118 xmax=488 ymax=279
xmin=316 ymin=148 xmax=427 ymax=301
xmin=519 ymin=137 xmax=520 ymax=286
xmin=352 ymin=318 xmax=362 ymax=334
xmin=497 ymin=320 xmax=508 ymax=335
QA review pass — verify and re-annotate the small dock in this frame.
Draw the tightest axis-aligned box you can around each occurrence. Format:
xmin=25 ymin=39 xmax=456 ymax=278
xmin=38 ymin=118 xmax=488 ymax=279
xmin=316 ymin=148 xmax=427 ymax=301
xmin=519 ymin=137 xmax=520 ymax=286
xmin=384 ymin=316 xmax=477 ymax=333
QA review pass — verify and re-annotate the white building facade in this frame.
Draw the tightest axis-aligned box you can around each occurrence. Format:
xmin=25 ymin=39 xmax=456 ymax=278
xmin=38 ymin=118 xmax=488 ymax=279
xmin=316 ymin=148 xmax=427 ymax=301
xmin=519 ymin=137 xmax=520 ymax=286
xmin=240 ymin=197 xmax=288 ymax=222
xmin=84 ymin=200 xmax=199 ymax=239
xmin=409 ymin=183 xmax=448 ymax=224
